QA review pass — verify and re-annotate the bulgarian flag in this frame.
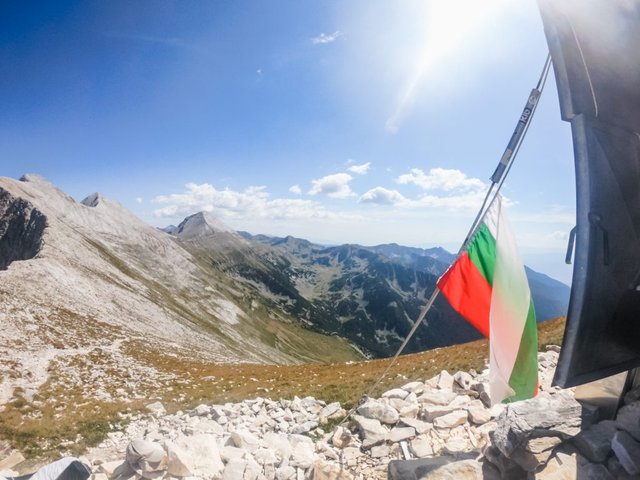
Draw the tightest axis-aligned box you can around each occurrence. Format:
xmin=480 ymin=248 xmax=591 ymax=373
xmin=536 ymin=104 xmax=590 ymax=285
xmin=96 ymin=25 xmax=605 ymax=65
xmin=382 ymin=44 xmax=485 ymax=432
xmin=437 ymin=194 xmax=538 ymax=404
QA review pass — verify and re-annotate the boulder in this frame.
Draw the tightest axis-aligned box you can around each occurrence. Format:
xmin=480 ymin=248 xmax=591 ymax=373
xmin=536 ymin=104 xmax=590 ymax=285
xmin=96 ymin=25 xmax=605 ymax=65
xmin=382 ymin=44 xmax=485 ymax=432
xmin=352 ymin=415 xmax=388 ymax=447
xmin=163 ymin=434 xmax=224 ymax=479
xmin=611 ymin=430 xmax=640 ymax=475
xmin=616 ymin=400 xmax=640 ymax=441
xmin=572 ymin=420 xmax=617 ymax=463
xmin=491 ymin=391 xmax=585 ymax=465
xmin=125 ymin=439 xmax=167 ymax=479
xmin=433 ymin=410 xmax=468 ymax=429
xmin=356 ymin=400 xmax=399 ymax=424
xmin=436 ymin=371 xmax=454 ymax=391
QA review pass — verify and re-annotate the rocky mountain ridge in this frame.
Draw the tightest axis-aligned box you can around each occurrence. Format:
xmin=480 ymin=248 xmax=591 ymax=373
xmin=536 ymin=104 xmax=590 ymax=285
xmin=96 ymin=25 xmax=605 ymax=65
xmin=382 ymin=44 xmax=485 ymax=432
xmin=0 ymin=174 xmax=360 ymax=408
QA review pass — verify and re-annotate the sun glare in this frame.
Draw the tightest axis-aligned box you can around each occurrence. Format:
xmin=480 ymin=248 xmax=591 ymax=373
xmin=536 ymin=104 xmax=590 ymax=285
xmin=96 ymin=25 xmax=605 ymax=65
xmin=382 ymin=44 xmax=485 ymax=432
xmin=386 ymin=0 xmax=510 ymax=133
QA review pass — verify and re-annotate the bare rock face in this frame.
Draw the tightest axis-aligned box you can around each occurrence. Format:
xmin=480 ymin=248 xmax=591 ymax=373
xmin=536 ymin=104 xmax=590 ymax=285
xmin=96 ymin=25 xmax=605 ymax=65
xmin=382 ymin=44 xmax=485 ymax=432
xmin=0 ymin=188 xmax=46 ymax=270
xmin=490 ymin=390 xmax=587 ymax=471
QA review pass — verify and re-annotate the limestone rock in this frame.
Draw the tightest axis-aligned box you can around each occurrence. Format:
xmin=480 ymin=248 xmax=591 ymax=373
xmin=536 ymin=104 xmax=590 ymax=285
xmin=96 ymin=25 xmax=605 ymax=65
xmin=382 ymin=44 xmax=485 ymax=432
xmin=382 ymin=388 xmax=410 ymax=400
xmin=612 ymin=430 xmax=640 ymax=475
xmin=467 ymin=405 xmax=491 ymax=425
xmin=145 ymin=402 xmax=166 ymax=416
xmin=312 ymin=460 xmax=354 ymax=480
xmin=352 ymin=415 xmax=387 ymax=447
xmin=401 ymin=381 xmax=425 ymax=395
xmin=433 ymin=410 xmax=468 ymax=429
xmin=388 ymin=427 xmax=415 ymax=443
xmin=535 ymin=451 xmax=583 ymax=480
xmin=572 ymin=419 xmax=617 ymax=463
xmin=436 ymin=371 xmax=454 ymax=391
xmin=232 ymin=430 xmax=261 ymax=452
xmin=491 ymin=391 xmax=584 ymax=462
xmin=454 ymin=372 xmax=473 ymax=390
xmin=125 ymin=439 xmax=167 ymax=479
xmin=420 ymin=404 xmax=457 ymax=422
xmin=399 ymin=417 xmax=431 ymax=435
xmin=616 ymin=400 xmax=640 ymax=441
xmin=356 ymin=400 xmax=399 ymax=424
xmin=330 ymin=426 xmax=354 ymax=449
xmin=409 ymin=437 xmax=434 ymax=458
xmin=164 ymin=434 xmax=224 ymax=479
xmin=417 ymin=390 xmax=457 ymax=406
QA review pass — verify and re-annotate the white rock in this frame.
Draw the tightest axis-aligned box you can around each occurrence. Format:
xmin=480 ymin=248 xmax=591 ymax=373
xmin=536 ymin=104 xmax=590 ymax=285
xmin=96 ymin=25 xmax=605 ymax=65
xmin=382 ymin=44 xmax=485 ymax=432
xmin=370 ymin=445 xmax=390 ymax=458
xmin=420 ymin=404 xmax=457 ymax=422
xmin=352 ymin=415 xmax=388 ymax=447
xmin=454 ymin=372 xmax=473 ymax=390
xmin=311 ymin=459 xmax=355 ymax=480
xmin=145 ymin=402 xmax=166 ymax=416
xmin=275 ymin=465 xmax=296 ymax=480
xmin=399 ymin=417 xmax=431 ymax=435
xmin=382 ymin=388 xmax=410 ymax=400
xmin=319 ymin=402 xmax=342 ymax=419
xmin=401 ymin=381 xmax=425 ymax=394
xmin=220 ymin=446 xmax=246 ymax=462
xmin=289 ymin=437 xmax=316 ymax=469
xmin=232 ymin=430 xmax=261 ymax=453
xmin=409 ymin=437 xmax=434 ymax=458
xmin=436 ymin=371 xmax=454 ymax=391
xmin=467 ymin=406 xmax=491 ymax=425
xmin=331 ymin=426 xmax=354 ymax=449
xmin=193 ymin=404 xmax=209 ymax=416
xmin=356 ymin=400 xmax=399 ymax=424
xmin=389 ymin=427 xmax=416 ymax=443
xmin=417 ymin=390 xmax=457 ymax=406
xmin=433 ymin=410 xmax=468 ymax=429
xmin=254 ymin=448 xmax=279 ymax=466
xmin=164 ymin=434 xmax=224 ymax=479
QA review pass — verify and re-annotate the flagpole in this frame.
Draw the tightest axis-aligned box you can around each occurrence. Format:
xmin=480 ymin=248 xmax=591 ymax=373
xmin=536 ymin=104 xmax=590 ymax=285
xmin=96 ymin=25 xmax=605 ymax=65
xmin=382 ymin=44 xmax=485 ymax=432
xmin=336 ymin=53 xmax=552 ymax=426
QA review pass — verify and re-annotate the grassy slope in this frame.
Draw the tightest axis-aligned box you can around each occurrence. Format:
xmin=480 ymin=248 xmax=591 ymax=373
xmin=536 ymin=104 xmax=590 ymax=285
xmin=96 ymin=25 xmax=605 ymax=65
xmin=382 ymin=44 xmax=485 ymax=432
xmin=0 ymin=316 xmax=566 ymax=462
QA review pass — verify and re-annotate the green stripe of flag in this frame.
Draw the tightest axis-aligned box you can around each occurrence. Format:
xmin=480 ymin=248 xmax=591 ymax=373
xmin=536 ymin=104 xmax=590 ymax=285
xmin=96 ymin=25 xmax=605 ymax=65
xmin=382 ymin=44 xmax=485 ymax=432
xmin=504 ymin=300 xmax=538 ymax=402
xmin=467 ymin=223 xmax=497 ymax=286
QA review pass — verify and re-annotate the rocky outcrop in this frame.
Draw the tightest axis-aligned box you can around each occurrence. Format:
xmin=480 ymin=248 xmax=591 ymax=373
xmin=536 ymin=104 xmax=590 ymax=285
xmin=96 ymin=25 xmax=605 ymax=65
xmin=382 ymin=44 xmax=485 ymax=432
xmin=0 ymin=188 xmax=46 ymax=270
xmin=4 ymin=347 xmax=640 ymax=480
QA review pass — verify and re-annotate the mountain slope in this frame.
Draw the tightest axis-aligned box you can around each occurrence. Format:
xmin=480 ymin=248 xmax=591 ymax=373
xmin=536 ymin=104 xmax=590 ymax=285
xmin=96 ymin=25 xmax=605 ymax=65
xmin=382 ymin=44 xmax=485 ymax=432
xmin=234 ymin=233 xmax=570 ymax=357
xmin=0 ymin=175 xmax=361 ymax=409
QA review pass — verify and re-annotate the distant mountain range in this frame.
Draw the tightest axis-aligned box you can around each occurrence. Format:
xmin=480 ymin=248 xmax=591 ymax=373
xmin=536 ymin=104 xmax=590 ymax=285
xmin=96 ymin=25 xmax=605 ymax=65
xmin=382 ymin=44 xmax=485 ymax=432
xmin=0 ymin=175 xmax=569 ymax=406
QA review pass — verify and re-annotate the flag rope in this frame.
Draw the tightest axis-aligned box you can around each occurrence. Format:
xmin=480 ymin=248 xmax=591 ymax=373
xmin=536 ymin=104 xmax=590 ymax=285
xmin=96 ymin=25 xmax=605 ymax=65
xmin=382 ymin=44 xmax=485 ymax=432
xmin=336 ymin=52 xmax=552 ymax=428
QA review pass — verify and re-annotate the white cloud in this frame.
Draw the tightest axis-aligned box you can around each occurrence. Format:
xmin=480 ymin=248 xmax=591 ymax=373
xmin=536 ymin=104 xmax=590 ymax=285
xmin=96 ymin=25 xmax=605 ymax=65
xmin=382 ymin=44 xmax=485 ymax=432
xmin=347 ymin=162 xmax=371 ymax=175
xmin=289 ymin=184 xmax=302 ymax=195
xmin=396 ymin=168 xmax=485 ymax=192
xmin=359 ymin=187 xmax=406 ymax=205
xmin=135 ymin=197 xmax=143 ymax=204
xmin=308 ymin=173 xmax=355 ymax=198
xmin=311 ymin=31 xmax=343 ymax=45
xmin=152 ymin=182 xmax=351 ymax=220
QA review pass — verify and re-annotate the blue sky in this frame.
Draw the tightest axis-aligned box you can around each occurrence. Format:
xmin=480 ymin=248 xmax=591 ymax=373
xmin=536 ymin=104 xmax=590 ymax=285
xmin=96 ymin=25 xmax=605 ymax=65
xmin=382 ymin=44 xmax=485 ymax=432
xmin=0 ymin=0 xmax=575 ymax=283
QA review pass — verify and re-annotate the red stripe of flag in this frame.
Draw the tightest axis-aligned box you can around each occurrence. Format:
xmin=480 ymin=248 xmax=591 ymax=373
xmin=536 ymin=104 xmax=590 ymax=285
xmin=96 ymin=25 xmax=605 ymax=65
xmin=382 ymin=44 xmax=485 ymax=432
xmin=437 ymin=252 xmax=492 ymax=338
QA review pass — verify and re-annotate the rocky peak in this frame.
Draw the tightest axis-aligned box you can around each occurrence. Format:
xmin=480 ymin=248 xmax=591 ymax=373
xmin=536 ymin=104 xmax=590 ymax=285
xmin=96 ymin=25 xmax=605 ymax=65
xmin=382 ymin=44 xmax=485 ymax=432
xmin=174 ymin=211 xmax=235 ymax=238
xmin=80 ymin=192 xmax=102 ymax=207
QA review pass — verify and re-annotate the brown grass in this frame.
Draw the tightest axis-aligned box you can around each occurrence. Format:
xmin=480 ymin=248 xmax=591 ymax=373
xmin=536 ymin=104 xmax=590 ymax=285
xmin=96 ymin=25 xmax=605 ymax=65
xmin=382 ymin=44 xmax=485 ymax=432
xmin=0 ymin=316 xmax=566 ymax=463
